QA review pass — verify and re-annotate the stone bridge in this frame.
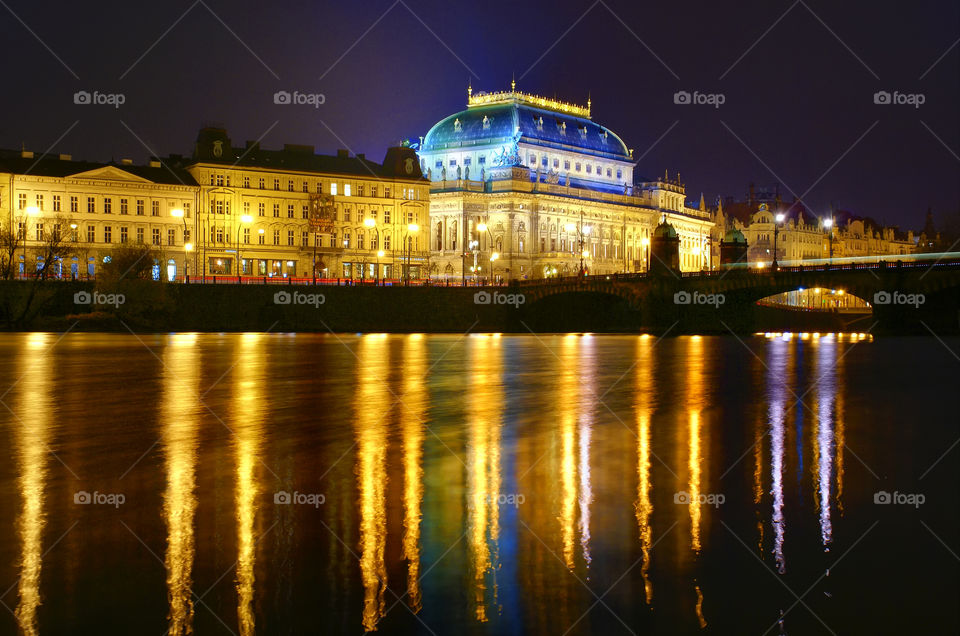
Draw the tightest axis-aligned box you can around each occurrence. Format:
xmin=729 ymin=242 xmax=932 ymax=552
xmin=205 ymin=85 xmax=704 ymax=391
xmin=512 ymin=260 xmax=960 ymax=333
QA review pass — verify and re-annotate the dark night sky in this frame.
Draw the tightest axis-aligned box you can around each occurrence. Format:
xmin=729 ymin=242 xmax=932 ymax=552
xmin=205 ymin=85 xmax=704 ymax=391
xmin=2 ymin=0 xmax=957 ymax=229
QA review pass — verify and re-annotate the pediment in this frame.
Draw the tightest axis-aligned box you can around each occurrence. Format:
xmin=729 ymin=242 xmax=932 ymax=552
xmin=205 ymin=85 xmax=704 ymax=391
xmin=67 ymin=165 xmax=153 ymax=183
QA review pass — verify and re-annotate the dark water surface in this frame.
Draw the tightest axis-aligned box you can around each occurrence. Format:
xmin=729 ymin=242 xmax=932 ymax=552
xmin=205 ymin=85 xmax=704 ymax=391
xmin=0 ymin=333 xmax=956 ymax=635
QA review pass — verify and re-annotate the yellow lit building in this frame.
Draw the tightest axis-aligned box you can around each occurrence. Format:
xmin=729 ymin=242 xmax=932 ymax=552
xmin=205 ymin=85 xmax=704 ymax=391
xmin=417 ymin=84 xmax=713 ymax=280
xmin=0 ymin=149 xmax=197 ymax=279
xmin=185 ymin=128 xmax=430 ymax=280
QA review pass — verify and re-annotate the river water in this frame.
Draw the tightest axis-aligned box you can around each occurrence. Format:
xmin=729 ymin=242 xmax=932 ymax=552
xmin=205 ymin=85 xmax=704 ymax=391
xmin=0 ymin=333 xmax=956 ymax=635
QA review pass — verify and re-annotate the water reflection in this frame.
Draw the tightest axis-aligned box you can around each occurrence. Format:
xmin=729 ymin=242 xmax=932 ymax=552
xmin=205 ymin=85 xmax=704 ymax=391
xmin=634 ymin=335 xmax=656 ymax=604
xmin=686 ymin=337 xmax=706 ymax=555
xmin=767 ymin=337 xmax=792 ymax=574
xmin=578 ymin=338 xmax=595 ymax=569
xmin=233 ymin=334 xmax=265 ymax=634
xmin=355 ymin=335 xmax=390 ymax=631
xmin=14 ymin=333 xmax=51 ymax=636
xmin=467 ymin=335 xmax=503 ymax=621
xmin=162 ymin=334 xmax=200 ymax=636
xmin=402 ymin=335 xmax=426 ymax=613
xmin=813 ymin=338 xmax=836 ymax=550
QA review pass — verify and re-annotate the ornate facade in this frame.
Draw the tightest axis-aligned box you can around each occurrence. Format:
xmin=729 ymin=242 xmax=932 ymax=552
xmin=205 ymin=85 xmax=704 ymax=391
xmin=417 ymin=84 xmax=713 ymax=280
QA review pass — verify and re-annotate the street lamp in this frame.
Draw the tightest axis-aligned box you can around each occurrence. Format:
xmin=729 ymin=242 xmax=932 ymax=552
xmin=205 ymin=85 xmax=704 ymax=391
xmin=236 ymin=214 xmax=252 ymax=278
xmin=641 ymin=236 xmax=650 ymax=273
xmin=490 ymin=251 xmax=499 ymax=284
xmin=823 ymin=217 xmax=834 ymax=266
xmin=773 ymin=212 xmax=785 ymax=270
xmin=364 ymin=217 xmax=380 ymax=284
xmin=404 ymin=223 xmax=419 ymax=286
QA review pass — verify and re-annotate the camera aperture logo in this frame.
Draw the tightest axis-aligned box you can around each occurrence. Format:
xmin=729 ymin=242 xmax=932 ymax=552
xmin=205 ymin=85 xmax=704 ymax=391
xmin=273 ymin=90 xmax=325 ymax=108
xmin=74 ymin=290 xmax=125 ymax=308
xmin=274 ymin=490 xmax=325 ymax=508
xmin=873 ymin=90 xmax=924 ymax=108
xmin=274 ymin=290 xmax=325 ymax=308
xmin=673 ymin=290 xmax=725 ymax=307
xmin=874 ymin=490 xmax=924 ymax=508
xmin=73 ymin=90 xmax=126 ymax=108
xmin=873 ymin=290 xmax=924 ymax=308
xmin=673 ymin=90 xmax=725 ymax=108
xmin=74 ymin=490 xmax=125 ymax=508
xmin=474 ymin=290 xmax=525 ymax=308
xmin=674 ymin=490 xmax=725 ymax=508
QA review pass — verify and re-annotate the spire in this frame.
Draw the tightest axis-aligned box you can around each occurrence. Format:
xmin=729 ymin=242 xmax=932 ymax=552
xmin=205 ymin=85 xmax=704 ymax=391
xmin=587 ymin=91 xmax=592 ymax=117
xmin=511 ymin=74 xmax=516 ymax=92
xmin=716 ymin=196 xmax=723 ymax=214
xmin=467 ymin=79 xmax=472 ymax=99
xmin=699 ymin=192 xmax=706 ymax=211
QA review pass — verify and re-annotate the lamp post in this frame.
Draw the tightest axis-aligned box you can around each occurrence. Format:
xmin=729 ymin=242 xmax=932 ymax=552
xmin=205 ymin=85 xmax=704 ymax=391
xmin=236 ymin=214 xmax=252 ymax=279
xmin=823 ymin=217 xmax=834 ymax=267
xmin=364 ymin=217 xmax=381 ymax=284
xmin=403 ymin=223 xmax=419 ymax=286
xmin=772 ymin=212 xmax=785 ymax=270
xmin=170 ymin=208 xmax=191 ymax=281
xmin=489 ymin=251 xmax=499 ymax=284
xmin=568 ymin=211 xmax=592 ymax=276
xmin=641 ymin=236 xmax=650 ymax=273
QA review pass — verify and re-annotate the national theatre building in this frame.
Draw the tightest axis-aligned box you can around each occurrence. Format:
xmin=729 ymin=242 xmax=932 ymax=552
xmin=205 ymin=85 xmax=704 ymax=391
xmin=417 ymin=82 xmax=714 ymax=280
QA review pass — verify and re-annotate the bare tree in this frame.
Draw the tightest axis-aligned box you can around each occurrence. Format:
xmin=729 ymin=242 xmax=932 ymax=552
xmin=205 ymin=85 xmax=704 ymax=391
xmin=0 ymin=214 xmax=27 ymax=280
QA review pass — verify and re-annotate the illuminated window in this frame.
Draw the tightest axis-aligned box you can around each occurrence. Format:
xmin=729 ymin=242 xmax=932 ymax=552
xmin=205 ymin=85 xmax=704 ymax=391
xmin=331 ymin=183 xmax=338 ymax=196
xmin=344 ymin=184 xmax=351 ymax=196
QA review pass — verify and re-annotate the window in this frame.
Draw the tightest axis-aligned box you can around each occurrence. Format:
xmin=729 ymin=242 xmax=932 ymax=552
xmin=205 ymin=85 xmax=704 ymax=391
xmin=554 ymin=159 xmax=560 ymax=168
xmin=302 ymin=181 xmax=308 ymax=193
xmin=120 ymin=226 xmax=128 ymax=243
xmin=258 ymin=231 xmax=264 ymax=245
xmin=449 ymin=159 xmax=457 ymax=166
xmin=435 ymin=160 xmax=442 ymax=169
xmin=136 ymin=199 xmax=144 ymax=215
xmin=18 ymin=193 xmax=26 ymax=210
xmin=215 ymin=174 xmax=224 ymax=186
xmin=331 ymin=183 xmax=338 ymax=196
xmin=301 ymin=231 xmax=308 ymax=247
xmin=104 ymin=198 xmax=112 ymax=214
xmin=606 ymin=168 xmax=612 ymax=177
xmin=273 ymin=229 xmax=280 ymax=245
xmin=357 ymin=185 xmax=365 ymax=197
xmin=87 ymin=225 xmax=95 ymax=242
xmin=287 ymin=204 xmax=294 ymax=219
xmin=464 ymin=157 xmax=472 ymax=166
xmin=343 ymin=232 xmax=350 ymax=248
xmin=616 ymin=169 xmax=622 ymax=180
xmin=120 ymin=199 xmax=128 ymax=215
xmin=302 ymin=205 xmax=309 ymax=219
xmin=317 ymin=182 xmax=323 ymax=193
xmin=384 ymin=187 xmax=390 ymax=198
xmin=152 ymin=228 xmax=161 ymax=245
xmin=243 ymin=176 xmax=250 ymax=188
xmin=575 ymin=163 xmax=581 ymax=172
xmin=564 ymin=161 xmax=571 ymax=170
xmin=358 ymin=233 xmax=365 ymax=249
xmin=288 ymin=180 xmax=294 ymax=192
xmin=371 ymin=186 xmax=378 ymax=197
xmin=478 ymin=156 xmax=486 ymax=165
xmin=343 ymin=208 xmax=351 ymax=222
xmin=243 ymin=228 xmax=250 ymax=244
xmin=184 ymin=229 xmax=190 ymax=243
xmin=384 ymin=234 xmax=391 ymax=250
xmin=344 ymin=184 xmax=351 ymax=196
xmin=137 ymin=227 xmax=144 ymax=243
xmin=259 ymin=178 xmax=265 ymax=189
xmin=36 ymin=194 xmax=43 ymax=210
xmin=330 ymin=231 xmax=337 ymax=247
xmin=273 ymin=203 xmax=280 ymax=218
xmin=258 ymin=202 xmax=265 ymax=216
xmin=104 ymin=226 xmax=112 ymax=242
xmin=53 ymin=195 xmax=61 ymax=212
xmin=383 ymin=208 xmax=391 ymax=224
xmin=70 ymin=196 xmax=78 ymax=213
xmin=35 ymin=224 xmax=43 ymax=241
xmin=215 ymin=200 xmax=224 ymax=215
xmin=273 ymin=179 xmax=280 ymax=191
xmin=167 ymin=229 xmax=175 ymax=245
xmin=151 ymin=201 xmax=159 ymax=216
xmin=586 ymin=165 xmax=592 ymax=174
xmin=243 ymin=201 xmax=250 ymax=215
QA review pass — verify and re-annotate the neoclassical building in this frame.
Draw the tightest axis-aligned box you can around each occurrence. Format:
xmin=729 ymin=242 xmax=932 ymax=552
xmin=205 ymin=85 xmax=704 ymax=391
xmin=417 ymin=83 xmax=714 ymax=281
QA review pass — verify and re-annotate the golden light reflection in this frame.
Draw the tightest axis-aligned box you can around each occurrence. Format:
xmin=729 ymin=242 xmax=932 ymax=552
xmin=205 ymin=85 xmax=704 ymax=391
xmin=14 ymin=334 xmax=51 ymax=636
xmin=233 ymin=334 xmax=265 ymax=635
xmin=402 ymin=335 xmax=426 ymax=613
xmin=559 ymin=335 xmax=578 ymax=569
xmin=578 ymin=337 xmax=595 ymax=569
xmin=634 ymin=335 xmax=655 ymax=604
xmin=467 ymin=334 xmax=502 ymax=621
xmin=163 ymin=333 xmax=200 ymax=636
xmin=686 ymin=337 xmax=705 ymax=554
xmin=356 ymin=335 xmax=390 ymax=631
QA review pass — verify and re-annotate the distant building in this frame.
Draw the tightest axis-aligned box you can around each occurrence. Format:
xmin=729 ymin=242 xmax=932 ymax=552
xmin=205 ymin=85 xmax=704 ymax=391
xmin=417 ymin=82 xmax=713 ymax=280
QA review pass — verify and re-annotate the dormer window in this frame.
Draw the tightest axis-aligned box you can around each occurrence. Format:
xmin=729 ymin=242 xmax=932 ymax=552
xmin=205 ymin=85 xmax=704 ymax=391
xmin=454 ymin=118 xmax=462 ymax=132
xmin=482 ymin=116 xmax=490 ymax=130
